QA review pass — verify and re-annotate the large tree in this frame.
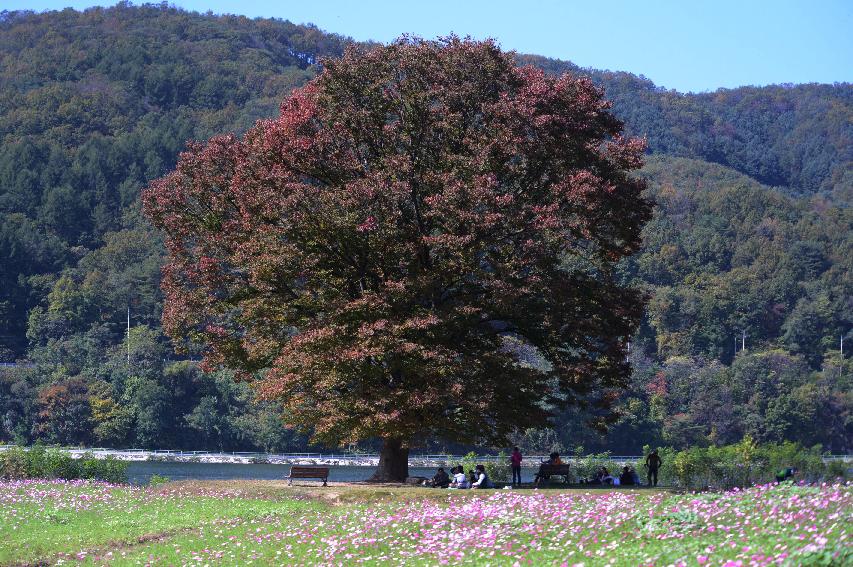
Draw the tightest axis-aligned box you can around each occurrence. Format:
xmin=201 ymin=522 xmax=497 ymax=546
xmin=144 ymin=37 xmax=651 ymax=481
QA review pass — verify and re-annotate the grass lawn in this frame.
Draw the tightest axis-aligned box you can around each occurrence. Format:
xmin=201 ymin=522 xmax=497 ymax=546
xmin=0 ymin=479 xmax=848 ymax=565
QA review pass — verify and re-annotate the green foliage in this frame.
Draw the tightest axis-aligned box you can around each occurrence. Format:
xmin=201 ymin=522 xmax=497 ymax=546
xmin=638 ymin=157 xmax=850 ymax=368
xmin=456 ymin=450 xmax=511 ymax=483
xmin=0 ymin=447 xmax=127 ymax=483
xmin=0 ymin=446 xmax=28 ymax=478
xmin=825 ymin=460 xmax=849 ymax=480
xmin=459 ymin=451 xmax=478 ymax=478
xmin=662 ymin=440 xmax=831 ymax=489
xmin=483 ymin=451 xmax=510 ymax=483
xmin=521 ymin=54 xmax=852 ymax=200
xmin=148 ymin=474 xmax=170 ymax=487
xmin=572 ymin=451 xmax=621 ymax=483
xmin=637 ymin=510 xmax=701 ymax=536
xmin=0 ymin=4 xmax=349 ymax=362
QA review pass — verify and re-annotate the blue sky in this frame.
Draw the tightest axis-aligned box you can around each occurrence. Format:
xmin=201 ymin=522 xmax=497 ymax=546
xmin=5 ymin=1 xmax=852 ymax=93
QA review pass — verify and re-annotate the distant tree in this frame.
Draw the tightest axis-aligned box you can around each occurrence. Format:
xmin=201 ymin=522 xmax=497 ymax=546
xmin=185 ymin=395 xmax=231 ymax=452
xmin=89 ymin=379 xmax=133 ymax=447
xmin=782 ymin=297 xmax=831 ymax=369
xmin=123 ymin=376 xmax=172 ymax=449
xmin=33 ymin=378 xmax=92 ymax=445
xmin=0 ymin=368 xmax=36 ymax=444
xmin=145 ymin=37 xmax=651 ymax=481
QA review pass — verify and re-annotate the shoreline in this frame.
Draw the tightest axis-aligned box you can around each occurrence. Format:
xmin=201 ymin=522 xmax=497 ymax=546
xmin=6 ymin=446 xmax=849 ymax=467
xmin=0 ymin=446 xmax=646 ymax=468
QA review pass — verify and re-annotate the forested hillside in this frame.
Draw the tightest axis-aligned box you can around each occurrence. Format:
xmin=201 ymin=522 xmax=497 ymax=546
xmin=0 ymin=4 xmax=850 ymax=453
xmin=522 ymin=54 xmax=853 ymax=201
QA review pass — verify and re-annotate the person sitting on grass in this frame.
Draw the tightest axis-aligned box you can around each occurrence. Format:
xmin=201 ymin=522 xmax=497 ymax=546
xmin=598 ymin=467 xmax=615 ymax=484
xmin=631 ymin=466 xmax=641 ymax=486
xmin=448 ymin=466 xmax=469 ymax=489
xmin=470 ymin=464 xmax=494 ymax=489
xmin=619 ymin=466 xmax=635 ymax=486
xmin=588 ymin=466 xmax=606 ymax=485
xmin=428 ymin=467 xmax=450 ymax=488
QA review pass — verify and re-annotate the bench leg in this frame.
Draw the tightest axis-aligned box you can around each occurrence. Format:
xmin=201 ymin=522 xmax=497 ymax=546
xmin=322 ymin=478 xmax=327 ymax=487
xmin=288 ymin=478 xmax=292 ymax=486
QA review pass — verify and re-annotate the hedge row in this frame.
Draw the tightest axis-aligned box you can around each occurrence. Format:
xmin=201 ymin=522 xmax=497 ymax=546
xmin=457 ymin=439 xmax=848 ymax=489
xmin=0 ymin=446 xmax=128 ymax=484
xmin=571 ymin=439 xmax=847 ymax=489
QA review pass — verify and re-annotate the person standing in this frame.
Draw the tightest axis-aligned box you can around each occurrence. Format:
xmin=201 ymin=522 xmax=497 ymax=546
xmin=510 ymin=446 xmax=523 ymax=486
xmin=644 ymin=449 xmax=662 ymax=487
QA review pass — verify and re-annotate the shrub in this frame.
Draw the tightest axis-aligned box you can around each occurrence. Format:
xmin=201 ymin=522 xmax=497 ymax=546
xmin=0 ymin=447 xmax=128 ymax=483
xmin=90 ymin=456 xmax=129 ymax=484
xmin=0 ymin=446 xmax=28 ymax=478
xmin=825 ymin=460 xmax=849 ymax=480
xmin=759 ymin=442 xmax=824 ymax=481
xmin=43 ymin=448 xmax=80 ymax=479
xmin=24 ymin=445 xmax=48 ymax=478
xmin=672 ymin=447 xmax=704 ymax=489
xmin=148 ymin=473 xmax=170 ymax=486
xmin=663 ymin=440 xmax=836 ymax=489
xmin=483 ymin=451 xmax=510 ymax=483
xmin=80 ymin=452 xmax=101 ymax=479
xmin=460 ymin=451 xmax=478 ymax=479
xmin=573 ymin=451 xmax=620 ymax=483
xmin=456 ymin=451 xmax=510 ymax=484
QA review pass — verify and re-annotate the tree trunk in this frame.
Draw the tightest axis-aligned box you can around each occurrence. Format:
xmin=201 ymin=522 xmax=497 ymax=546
xmin=368 ymin=437 xmax=409 ymax=482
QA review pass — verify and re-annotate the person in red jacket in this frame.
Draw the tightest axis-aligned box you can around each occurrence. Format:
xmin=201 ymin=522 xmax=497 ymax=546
xmin=510 ymin=447 xmax=523 ymax=486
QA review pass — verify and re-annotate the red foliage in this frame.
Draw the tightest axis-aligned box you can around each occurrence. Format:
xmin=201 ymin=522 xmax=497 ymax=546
xmin=34 ymin=378 xmax=92 ymax=444
xmin=143 ymin=37 xmax=651 ymax=450
xmin=648 ymin=371 xmax=669 ymax=398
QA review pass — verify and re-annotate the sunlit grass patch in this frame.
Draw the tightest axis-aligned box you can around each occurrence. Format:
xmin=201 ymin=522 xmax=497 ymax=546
xmin=0 ymin=479 xmax=317 ymax=564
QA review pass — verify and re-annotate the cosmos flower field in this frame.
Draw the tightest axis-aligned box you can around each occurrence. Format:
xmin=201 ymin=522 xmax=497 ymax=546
xmin=0 ymin=479 xmax=849 ymax=566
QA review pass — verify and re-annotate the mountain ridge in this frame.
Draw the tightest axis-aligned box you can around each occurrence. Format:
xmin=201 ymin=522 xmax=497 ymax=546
xmin=2 ymin=6 xmax=850 ymax=199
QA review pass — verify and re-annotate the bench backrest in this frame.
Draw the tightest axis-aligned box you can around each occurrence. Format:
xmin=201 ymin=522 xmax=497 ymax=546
xmin=538 ymin=464 xmax=571 ymax=474
xmin=289 ymin=466 xmax=330 ymax=478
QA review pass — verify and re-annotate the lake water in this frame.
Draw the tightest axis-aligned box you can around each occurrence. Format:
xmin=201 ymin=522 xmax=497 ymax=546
xmin=126 ymin=461 xmax=446 ymax=485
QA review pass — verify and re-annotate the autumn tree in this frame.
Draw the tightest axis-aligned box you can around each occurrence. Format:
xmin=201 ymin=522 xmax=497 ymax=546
xmin=144 ymin=37 xmax=651 ymax=481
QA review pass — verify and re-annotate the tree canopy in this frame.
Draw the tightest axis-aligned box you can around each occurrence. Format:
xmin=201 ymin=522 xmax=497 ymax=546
xmin=144 ymin=37 xmax=651 ymax=480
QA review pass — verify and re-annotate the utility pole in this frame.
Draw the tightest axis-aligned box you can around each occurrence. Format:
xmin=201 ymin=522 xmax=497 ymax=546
xmin=742 ymin=330 xmax=746 ymax=353
xmin=127 ymin=305 xmax=131 ymax=365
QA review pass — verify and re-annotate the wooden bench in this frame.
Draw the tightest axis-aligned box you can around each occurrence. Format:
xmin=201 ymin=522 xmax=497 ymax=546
xmin=534 ymin=464 xmax=571 ymax=485
xmin=286 ymin=466 xmax=329 ymax=486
